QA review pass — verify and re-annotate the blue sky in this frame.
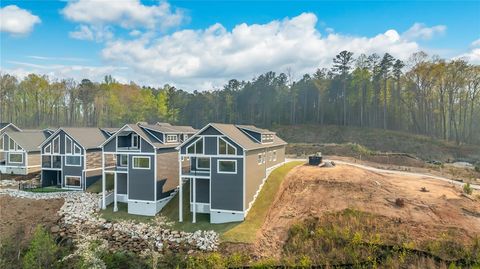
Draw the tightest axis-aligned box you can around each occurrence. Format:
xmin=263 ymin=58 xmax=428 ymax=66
xmin=1 ymin=0 xmax=479 ymax=90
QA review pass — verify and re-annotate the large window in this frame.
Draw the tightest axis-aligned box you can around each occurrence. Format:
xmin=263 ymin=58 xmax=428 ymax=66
xmin=218 ymin=137 xmax=236 ymax=155
xmin=42 ymin=155 xmax=52 ymax=168
xmin=187 ymin=137 xmax=203 ymax=154
xmin=52 ymin=156 xmax=61 ymax=168
xmin=65 ymin=136 xmax=72 ymax=154
xmin=65 ymin=156 xmax=81 ymax=166
xmin=166 ymin=135 xmax=178 ymax=143
xmin=132 ymin=156 xmax=150 ymax=169
xmin=9 ymin=138 xmax=15 ymax=150
xmin=44 ymin=144 xmax=51 ymax=154
xmin=53 ymin=137 xmax=60 ymax=154
xmin=0 ymin=136 xmax=3 ymax=151
xmin=218 ymin=160 xmax=237 ymax=174
xmin=196 ymin=157 xmax=210 ymax=170
xmin=65 ymin=176 xmax=81 ymax=188
xmin=9 ymin=153 xmax=23 ymax=164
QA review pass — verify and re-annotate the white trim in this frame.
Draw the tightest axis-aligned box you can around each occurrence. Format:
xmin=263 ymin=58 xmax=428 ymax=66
xmin=119 ymin=154 xmax=128 ymax=166
xmin=132 ymin=134 xmax=139 ymax=148
xmin=103 ymin=151 xmax=155 ymax=156
xmin=180 ymin=153 xmax=243 ymax=158
xmin=176 ymin=123 xmax=247 ymax=151
xmin=186 ymin=136 xmax=204 ymax=155
xmin=217 ymin=159 xmax=237 ymax=174
xmin=64 ymin=175 xmax=82 ymax=189
xmin=239 ymin=129 xmax=261 ymax=143
xmin=0 ymin=123 xmax=21 ymax=133
xmin=209 ymin=208 xmax=244 ymax=214
xmin=132 ymin=156 xmax=150 ymax=169
xmin=8 ymin=152 xmax=23 ymax=164
xmin=127 ymin=198 xmax=156 ymax=203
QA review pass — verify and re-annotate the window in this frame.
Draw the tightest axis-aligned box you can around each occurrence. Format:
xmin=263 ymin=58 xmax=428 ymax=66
xmin=65 ymin=155 xmax=81 ymax=166
xmin=65 ymin=176 xmax=81 ymax=188
xmin=9 ymin=153 xmax=23 ymax=163
xmin=0 ymin=136 xmax=3 ymax=150
xmin=258 ymin=153 xmax=266 ymax=165
xmin=9 ymin=138 xmax=15 ymax=150
xmin=44 ymin=144 xmax=51 ymax=154
xmin=74 ymin=144 xmax=81 ymax=155
xmin=65 ymin=137 xmax=72 ymax=154
xmin=52 ymin=156 xmax=61 ymax=168
xmin=119 ymin=154 xmax=128 ymax=166
xmin=53 ymin=137 xmax=60 ymax=154
xmin=42 ymin=155 xmax=52 ymax=168
xmin=218 ymin=160 xmax=237 ymax=174
xmin=166 ymin=135 xmax=178 ymax=143
xmin=187 ymin=137 xmax=203 ymax=154
xmin=218 ymin=137 xmax=236 ymax=155
xmin=132 ymin=156 xmax=150 ymax=169
xmin=132 ymin=134 xmax=139 ymax=148
xmin=196 ymin=157 xmax=210 ymax=170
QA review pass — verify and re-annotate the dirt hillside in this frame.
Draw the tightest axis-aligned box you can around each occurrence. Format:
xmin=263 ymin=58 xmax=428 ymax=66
xmin=254 ymin=164 xmax=480 ymax=259
xmin=0 ymin=196 xmax=63 ymax=244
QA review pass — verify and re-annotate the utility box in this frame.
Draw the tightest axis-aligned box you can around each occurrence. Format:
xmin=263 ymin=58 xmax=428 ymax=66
xmin=308 ymin=152 xmax=322 ymax=165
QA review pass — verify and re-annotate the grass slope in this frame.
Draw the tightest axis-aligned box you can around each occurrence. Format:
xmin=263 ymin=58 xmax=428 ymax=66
xmin=161 ymin=161 xmax=304 ymax=242
xmin=274 ymin=124 xmax=480 ymax=162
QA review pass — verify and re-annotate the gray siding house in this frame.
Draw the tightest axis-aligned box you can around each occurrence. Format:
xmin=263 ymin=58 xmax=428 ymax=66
xmin=0 ymin=130 xmax=52 ymax=175
xmin=0 ymin=123 xmax=22 ymax=166
xmin=40 ymin=128 xmax=114 ymax=190
xmin=177 ymin=123 xmax=287 ymax=224
xmin=100 ymin=122 xmax=196 ymax=216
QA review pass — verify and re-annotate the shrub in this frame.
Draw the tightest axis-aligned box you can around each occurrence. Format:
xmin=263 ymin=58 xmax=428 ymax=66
xmin=395 ymin=198 xmax=405 ymax=207
xmin=23 ymin=225 xmax=59 ymax=269
xmin=463 ymin=183 xmax=473 ymax=195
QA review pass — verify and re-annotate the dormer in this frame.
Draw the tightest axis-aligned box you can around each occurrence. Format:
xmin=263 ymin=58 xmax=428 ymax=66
xmin=236 ymin=125 xmax=275 ymax=144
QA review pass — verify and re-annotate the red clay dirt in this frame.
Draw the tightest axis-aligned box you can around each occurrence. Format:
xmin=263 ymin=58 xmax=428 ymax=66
xmin=254 ymin=164 xmax=480 ymax=259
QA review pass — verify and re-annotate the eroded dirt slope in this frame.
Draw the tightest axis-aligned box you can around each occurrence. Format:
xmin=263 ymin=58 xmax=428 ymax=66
xmin=0 ymin=196 xmax=63 ymax=243
xmin=254 ymin=164 xmax=480 ymax=258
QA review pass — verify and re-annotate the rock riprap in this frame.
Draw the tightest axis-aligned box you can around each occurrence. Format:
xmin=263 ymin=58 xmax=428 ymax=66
xmin=0 ymin=188 xmax=219 ymax=252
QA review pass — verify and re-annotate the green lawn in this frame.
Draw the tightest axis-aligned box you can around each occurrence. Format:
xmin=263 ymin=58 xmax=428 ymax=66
xmin=86 ymin=174 xmax=114 ymax=193
xmin=161 ymin=161 xmax=304 ymax=242
xmin=100 ymin=203 xmax=154 ymax=223
xmin=25 ymin=186 xmax=70 ymax=193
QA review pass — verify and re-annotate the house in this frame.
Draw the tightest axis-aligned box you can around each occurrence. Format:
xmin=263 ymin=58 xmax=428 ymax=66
xmin=100 ymin=122 xmax=197 ymax=216
xmin=0 ymin=123 xmax=22 ymax=166
xmin=177 ymin=123 xmax=287 ymax=224
xmin=0 ymin=129 xmax=53 ymax=175
xmin=40 ymin=128 xmax=116 ymax=190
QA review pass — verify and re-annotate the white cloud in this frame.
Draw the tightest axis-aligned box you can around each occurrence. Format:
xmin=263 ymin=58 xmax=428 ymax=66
xmin=62 ymin=0 xmax=185 ymax=30
xmin=2 ymin=61 xmax=128 ymax=83
xmin=69 ymin=25 xmax=113 ymax=41
xmin=402 ymin=23 xmax=446 ymax=40
xmin=471 ymin=39 xmax=480 ymax=47
xmin=0 ymin=5 xmax=41 ymax=35
xmin=100 ymin=13 xmax=421 ymax=89
xmin=457 ymin=39 xmax=480 ymax=64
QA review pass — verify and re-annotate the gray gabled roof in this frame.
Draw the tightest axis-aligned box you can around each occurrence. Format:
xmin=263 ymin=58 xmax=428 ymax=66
xmin=142 ymin=124 xmax=197 ymax=134
xmin=0 ymin=123 xmax=21 ymax=132
xmin=62 ymin=128 xmax=111 ymax=149
xmin=183 ymin=123 xmax=287 ymax=151
xmin=3 ymin=130 xmax=51 ymax=152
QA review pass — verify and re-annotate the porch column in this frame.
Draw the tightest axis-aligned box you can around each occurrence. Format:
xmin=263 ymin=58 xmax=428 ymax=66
xmin=102 ymin=172 xmax=106 ymax=209
xmin=179 ymin=157 xmax=183 ymax=222
xmin=113 ymin=173 xmax=118 ymax=212
xmin=192 ymin=177 xmax=196 ymax=223
xmin=102 ymin=153 xmax=106 ymax=209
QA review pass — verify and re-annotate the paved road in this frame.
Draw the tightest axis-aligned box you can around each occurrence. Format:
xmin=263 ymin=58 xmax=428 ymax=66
xmin=287 ymin=158 xmax=480 ymax=190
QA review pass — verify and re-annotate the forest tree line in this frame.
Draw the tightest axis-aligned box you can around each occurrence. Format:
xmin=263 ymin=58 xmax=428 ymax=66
xmin=0 ymin=51 xmax=479 ymax=145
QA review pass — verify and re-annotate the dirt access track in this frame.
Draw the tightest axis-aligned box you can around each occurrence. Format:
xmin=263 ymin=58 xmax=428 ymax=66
xmin=254 ymin=163 xmax=480 ymax=258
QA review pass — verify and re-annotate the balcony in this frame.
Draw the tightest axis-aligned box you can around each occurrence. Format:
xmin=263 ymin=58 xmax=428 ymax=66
xmin=181 ymin=169 xmax=210 ymax=178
